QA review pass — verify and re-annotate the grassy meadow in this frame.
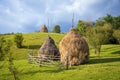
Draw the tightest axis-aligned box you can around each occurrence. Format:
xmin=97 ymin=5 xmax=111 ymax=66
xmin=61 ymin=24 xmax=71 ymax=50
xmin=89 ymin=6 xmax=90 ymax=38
xmin=4 ymin=32 xmax=65 ymax=60
xmin=0 ymin=32 xmax=120 ymax=80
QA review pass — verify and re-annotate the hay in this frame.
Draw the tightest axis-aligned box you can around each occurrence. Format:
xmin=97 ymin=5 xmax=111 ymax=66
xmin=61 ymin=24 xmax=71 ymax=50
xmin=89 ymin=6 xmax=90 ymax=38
xmin=38 ymin=36 xmax=60 ymax=60
xmin=40 ymin=24 xmax=48 ymax=32
xmin=59 ymin=28 xmax=89 ymax=65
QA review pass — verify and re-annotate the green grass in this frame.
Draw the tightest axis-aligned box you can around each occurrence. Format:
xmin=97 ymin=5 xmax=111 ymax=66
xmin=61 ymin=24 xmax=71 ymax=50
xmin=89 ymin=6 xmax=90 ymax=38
xmin=5 ymin=32 xmax=65 ymax=60
xmin=0 ymin=57 xmax=120 ymax=80
xmin=0 ymin=32 xmax=120 ymax=80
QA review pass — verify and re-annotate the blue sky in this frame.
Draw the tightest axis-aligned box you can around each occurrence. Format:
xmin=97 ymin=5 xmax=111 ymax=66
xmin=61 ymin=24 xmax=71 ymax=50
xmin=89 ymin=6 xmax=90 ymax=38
xmin=0 ymin=0 xmax=120 ymax=33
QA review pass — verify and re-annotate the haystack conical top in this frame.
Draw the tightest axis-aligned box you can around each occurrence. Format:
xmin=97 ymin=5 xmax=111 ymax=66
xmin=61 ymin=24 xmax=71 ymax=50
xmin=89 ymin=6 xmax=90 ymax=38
xmin=59 ymin=28 xmax=89 ymax=65
xmin=38 ymin=36 xmax=60 ymax=60
xmin=40 ymin=24 xmax=48 ymax=32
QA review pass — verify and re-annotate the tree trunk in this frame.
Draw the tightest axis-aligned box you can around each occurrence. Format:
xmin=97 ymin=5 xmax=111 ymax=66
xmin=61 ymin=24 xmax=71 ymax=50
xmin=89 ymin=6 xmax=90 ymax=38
xmin=98 ymin=45 xmax=101 ymax=58
xmin=94 ymin=49 xmax=97 ymax=54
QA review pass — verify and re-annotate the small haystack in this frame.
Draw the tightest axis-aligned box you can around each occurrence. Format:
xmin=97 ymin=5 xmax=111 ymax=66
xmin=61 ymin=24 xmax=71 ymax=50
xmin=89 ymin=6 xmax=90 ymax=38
xmin=59 ymin=28 xmax=89 ymax=66
xmin=40 ymin=24 xmax=48 ymax=32
xmin=38 ymin=36 xmax=60 ymax=60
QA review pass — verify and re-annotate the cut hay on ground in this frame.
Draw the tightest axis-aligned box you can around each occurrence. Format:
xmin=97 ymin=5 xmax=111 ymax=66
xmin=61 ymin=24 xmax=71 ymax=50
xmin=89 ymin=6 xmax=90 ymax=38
xmin=40 ymin=24 xmax=48 ymax=32
xmin=59 ymin=28 xmax=89 ymax=66
xmin=38 ymin=36 xmax=60 ymax=61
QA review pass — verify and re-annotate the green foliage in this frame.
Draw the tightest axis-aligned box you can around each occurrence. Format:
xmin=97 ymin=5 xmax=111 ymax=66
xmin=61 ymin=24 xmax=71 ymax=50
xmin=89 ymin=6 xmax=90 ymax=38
xmin=96 ymin=14 xmax=120 ymax=29
xmin=96 ymin=18 xmax=105 ymax=26
xmin=0 ymin=35 xmax=12 ymax=60
xmin=76 ymin=20 xmax=85 ymax=34
xmin=8 ymin=52 xmax=20 ymax=80
xmin=102 ymin=23 xmax=115 ymax=44
xmin=52 ymin=25 xmax=61 ymax=33
xmin=0 ymin=36 xmax=20 ymax=80
xmin=113 ymin=29 xmax=120 ymax=44
xmin=102 ymin=14 xmax=120 ymax=29
xmin=0 ymin=35 xmax=5 ymax=60
xmin=95 ymin=14 xmax=120 ymax=44
xmin=86 ymin=27 xmax=106 ymax=56
xmin=76 ymin=20 xmax=93 ymax=35
xmin=113 ymin=16 xmax=120 ymax=29
xmin=14 ymin=33 xmax=24 ymax=48
xmin=104 ymin=14 xmax=113 ymax=24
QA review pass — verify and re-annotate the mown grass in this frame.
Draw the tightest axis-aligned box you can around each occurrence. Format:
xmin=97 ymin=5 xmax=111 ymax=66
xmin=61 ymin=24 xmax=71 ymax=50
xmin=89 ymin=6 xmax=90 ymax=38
xmin=4 ymin=32 xmax=120 ymax=59
xmin=0 ymin=32 xmax=120 ymax=80
xmin=0 ymin=57 xmax=120 ymax=80
xmin=4 ymin=32 xmax=65 ymax=59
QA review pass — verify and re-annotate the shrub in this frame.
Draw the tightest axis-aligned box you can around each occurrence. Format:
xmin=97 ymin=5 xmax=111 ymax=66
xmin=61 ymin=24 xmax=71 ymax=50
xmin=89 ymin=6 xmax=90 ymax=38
xmin=14 ymin=33 xmax=24 ymax=48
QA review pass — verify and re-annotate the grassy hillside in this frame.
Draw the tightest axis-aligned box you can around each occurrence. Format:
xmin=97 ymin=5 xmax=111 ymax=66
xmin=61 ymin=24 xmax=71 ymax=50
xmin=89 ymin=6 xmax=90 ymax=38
xmin=5 ymin=32 xmax=65 ymax=59
xmin=4 ymin=32 xmax=120 ymax=60
xmin=0 ymin=32 xmax=120 ymax=80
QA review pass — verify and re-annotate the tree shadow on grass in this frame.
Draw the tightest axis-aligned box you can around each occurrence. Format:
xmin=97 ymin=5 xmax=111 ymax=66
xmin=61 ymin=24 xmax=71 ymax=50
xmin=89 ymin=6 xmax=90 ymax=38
xmin=101 ymin=45 xmax=120 ymax=53
xmin=111 ymin=50 xmax=120 ymax=54
xmin=88 ymin=57 xmax=120 ymax=64
xmin=22 ymin=68 xmax=65 ymax=76
xmin=22 ymin=45 xmax=41 ymax=49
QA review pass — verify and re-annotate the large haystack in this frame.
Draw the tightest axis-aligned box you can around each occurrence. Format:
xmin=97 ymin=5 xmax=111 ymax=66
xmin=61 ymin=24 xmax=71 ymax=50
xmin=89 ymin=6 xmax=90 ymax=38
xmin=40 ymin=24 xmax=48 ymax=32
xmin=59 ymin=28 xmax=89 ymax=66
xmin=38 ymin=36 xmax=60 ymax=60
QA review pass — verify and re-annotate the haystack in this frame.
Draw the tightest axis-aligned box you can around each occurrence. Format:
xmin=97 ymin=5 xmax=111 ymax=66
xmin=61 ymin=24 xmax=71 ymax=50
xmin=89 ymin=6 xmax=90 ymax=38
xmin=59 ymin=28 xmax=89 ymax=66
xmin=40 ymin=24 xmax=48 ymax=32
xmin=38 ymin=36 xmax=60 ymax=60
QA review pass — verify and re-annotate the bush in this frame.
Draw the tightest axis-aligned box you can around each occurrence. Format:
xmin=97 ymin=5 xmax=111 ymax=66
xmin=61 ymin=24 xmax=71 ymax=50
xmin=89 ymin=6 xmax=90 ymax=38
xmin=14 ymin=33 xmax=24 ymax=48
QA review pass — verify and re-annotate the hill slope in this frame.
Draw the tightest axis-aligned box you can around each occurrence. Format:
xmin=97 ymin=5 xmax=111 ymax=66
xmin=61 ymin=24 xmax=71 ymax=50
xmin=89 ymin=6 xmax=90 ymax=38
xmin=0 ymin=32 xmax=120 ymax=80
xmin=5 ymin=32 xmax=65 ymax=59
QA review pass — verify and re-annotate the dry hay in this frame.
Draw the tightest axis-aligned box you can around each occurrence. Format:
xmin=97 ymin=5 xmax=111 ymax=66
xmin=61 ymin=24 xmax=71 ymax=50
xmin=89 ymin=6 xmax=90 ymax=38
xmin=40 ymin=24 xmax=48 ymax=32
xmin=59 ymin=28 xmax=89 ymax=66
xmin=38 ymin=36 xmax=60 ymax=61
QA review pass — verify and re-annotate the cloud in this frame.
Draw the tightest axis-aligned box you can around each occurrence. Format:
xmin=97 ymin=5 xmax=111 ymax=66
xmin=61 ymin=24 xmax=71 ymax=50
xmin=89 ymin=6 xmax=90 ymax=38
xmin=0 ymin=0 xmax=120 ymax=33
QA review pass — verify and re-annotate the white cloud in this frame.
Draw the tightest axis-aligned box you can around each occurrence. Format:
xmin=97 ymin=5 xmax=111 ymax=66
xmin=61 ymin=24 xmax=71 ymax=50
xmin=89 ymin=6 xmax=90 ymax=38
xmin=0 ymin=0 xmax=120 ymax=33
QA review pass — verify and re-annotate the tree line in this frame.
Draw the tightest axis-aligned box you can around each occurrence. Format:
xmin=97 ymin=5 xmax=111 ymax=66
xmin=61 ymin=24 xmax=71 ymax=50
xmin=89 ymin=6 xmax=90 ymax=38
xmin=76 ymin=14 xmax=120 ymax=56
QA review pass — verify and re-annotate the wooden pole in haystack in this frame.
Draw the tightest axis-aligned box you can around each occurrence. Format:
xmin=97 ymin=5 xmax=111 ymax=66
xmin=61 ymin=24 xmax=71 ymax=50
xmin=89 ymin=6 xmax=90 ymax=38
xmin=72 ymin=13 xmax=74 ymax=28
xmin=48 ymin=18 xmax=50 ymax=36
xmin=66 ymin=51 xmax=69 ymax=70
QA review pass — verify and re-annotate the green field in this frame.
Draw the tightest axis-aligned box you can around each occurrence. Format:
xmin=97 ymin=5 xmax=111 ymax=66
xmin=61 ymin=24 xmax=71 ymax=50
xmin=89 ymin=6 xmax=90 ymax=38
xmin=0 ymin=33 xmax=120 ymax=80
xmin=4 ymin=32 xmax=65 ymax=60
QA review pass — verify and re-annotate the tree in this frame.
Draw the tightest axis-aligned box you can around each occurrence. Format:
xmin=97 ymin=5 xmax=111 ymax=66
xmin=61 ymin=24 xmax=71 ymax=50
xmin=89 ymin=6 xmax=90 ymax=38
xmin=103 ymin=14 xmax=120 ymax=29
xmin=76 ymin=20 xmax=85 ymax=34
xmin=86 ymin=27 xmax=106 ymax=57
xmin=52 ymin=25 xmax=61 ymax=33
xmin=96 ymin=18 xmax=105 ymax=26
xmin=113 ymin=16 xmax=120 ymax=29
xmin=14 ymin=33 xmax=24 ymax=48
xmin=102 ymin=23 xmax=115 ymax=44
xmin=104 ymin=14 xmax=113 ymax=24
xmin=113 ymin=29 xmax=120 ymax=44
xmin=76 ymin=20 xmax=93 ymax=35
